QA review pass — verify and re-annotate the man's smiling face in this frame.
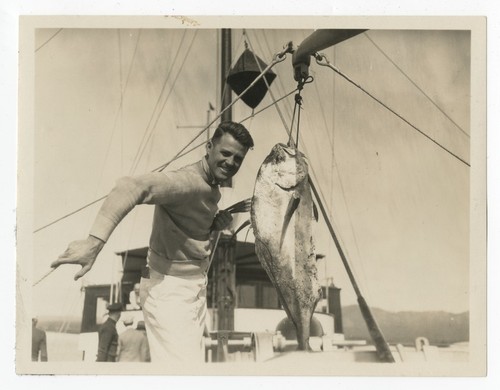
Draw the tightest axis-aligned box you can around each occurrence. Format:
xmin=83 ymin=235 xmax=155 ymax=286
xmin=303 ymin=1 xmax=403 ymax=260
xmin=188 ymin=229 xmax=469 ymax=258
xmin=206 ymin=133 xmax=249 ymax=183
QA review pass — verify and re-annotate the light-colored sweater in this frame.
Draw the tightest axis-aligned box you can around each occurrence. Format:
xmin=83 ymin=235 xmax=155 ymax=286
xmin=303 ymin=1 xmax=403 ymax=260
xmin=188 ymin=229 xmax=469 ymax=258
xmin=89 ymin=158 xmax=221 ymax=271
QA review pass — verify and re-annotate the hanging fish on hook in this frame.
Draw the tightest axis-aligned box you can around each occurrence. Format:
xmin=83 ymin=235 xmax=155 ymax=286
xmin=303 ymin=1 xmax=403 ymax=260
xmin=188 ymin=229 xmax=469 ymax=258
xmin=251 ymin=143 xmax=321 ymax=350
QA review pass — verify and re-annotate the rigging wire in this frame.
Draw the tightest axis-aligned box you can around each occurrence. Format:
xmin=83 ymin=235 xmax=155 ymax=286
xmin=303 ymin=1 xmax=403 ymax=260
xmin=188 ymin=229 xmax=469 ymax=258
xmin=130 ymin=30 xmax=200 ymax=174
xmin=35 ymin=28 xmax=63 ymax=52
xmin=311 ymin=68 xmax=372 ymax=298
xmin=33 ymin=195 xmax=107 ymax=233
xmin=364 ymin=32 xmax=470 ymax=140
xmin=93 ymin=31 xmax=142 ymax=190
xmin=314 ymin=53 xmax=470 ymax=168
xmin=289 ymin=76 xmax=313 ymax=147
xmin=289 ymin=93 xmax=300 ymax=146
xmin=32 ymin=267 xmax=57 ymax=287
xmin=238 ymin=88 xmax=298 ymax=125
xmin=257 ymin=31 xmax=295 ymax=125
xmin=129 ymin=30 xmax=191 ymax=173
xmin=244 ymin=31 xmax=294 ymax=140
xmin=313 ymin=72 xmax=335 ymax=149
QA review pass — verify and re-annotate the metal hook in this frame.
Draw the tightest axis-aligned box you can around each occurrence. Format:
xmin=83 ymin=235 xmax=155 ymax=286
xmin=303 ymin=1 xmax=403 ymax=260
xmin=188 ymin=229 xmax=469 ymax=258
xmin=315 ymin=52 xmax=339 ymax=72
xmin=273 ymin=41 xmax=295 ymax=62
xmin=297 ymin=75 xmax=314 ymax=91
xmin=315 ymin=52 xmax=328 ymax=65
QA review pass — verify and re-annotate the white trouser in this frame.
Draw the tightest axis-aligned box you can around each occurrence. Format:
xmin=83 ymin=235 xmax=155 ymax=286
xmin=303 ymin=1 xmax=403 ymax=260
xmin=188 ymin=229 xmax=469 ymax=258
xmin=139 ymin=268 xmax=207 ymax=364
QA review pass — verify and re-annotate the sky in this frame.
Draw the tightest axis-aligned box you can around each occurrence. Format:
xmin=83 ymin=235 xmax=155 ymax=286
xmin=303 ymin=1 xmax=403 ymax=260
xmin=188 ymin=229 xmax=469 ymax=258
xmin=20 ymin=23 xmax=475 ymax=321
xmin=1 ymin=2 xmax=498 ymax=389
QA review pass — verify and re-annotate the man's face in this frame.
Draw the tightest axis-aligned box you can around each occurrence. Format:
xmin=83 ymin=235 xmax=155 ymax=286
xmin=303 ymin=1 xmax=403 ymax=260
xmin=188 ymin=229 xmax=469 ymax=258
xmin=206 ymin=133 xmax=248 ymax=182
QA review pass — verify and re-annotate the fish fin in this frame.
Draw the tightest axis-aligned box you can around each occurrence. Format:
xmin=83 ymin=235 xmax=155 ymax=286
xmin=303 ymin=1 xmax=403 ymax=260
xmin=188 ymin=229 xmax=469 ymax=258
xmin=280 ymin=193 xmax=301 ymax=249
xmin=313 ymin=201 xmax=319 ymax=222
xmin=231 ymin=219 xmax=251 ymax=240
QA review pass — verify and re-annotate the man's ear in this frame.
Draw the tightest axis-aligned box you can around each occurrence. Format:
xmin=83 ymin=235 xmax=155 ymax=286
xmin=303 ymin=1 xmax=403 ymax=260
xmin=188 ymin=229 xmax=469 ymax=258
xmin=206 ymin=140 xmax=213 ymax=153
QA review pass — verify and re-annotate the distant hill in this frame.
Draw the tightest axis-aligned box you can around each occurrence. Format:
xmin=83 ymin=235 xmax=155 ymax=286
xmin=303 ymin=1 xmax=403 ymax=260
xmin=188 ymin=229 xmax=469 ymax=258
xmin=35 ymin=306 xmax=470 ymax=347
xmin=341 ymin=305 xmax=469 ymax=346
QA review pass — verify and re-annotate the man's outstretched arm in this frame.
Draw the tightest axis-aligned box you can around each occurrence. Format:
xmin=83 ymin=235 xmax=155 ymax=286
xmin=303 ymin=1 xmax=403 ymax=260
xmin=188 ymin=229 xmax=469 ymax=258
xmin=51 ymin=172 xmax=174 ymax=280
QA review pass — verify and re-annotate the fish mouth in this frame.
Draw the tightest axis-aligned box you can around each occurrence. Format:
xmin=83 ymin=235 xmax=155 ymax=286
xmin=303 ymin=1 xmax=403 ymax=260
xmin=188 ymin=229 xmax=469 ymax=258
xmin=276 ymin=143 xmax=298 ymax=156
xmin=275 ymin=182 xmax=300 ymax=191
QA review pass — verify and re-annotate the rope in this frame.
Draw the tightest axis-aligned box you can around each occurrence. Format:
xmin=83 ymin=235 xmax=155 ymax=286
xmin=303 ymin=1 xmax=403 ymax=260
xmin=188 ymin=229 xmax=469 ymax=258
xmin=289 ymin=95 xmax=299 ymax=146
xmin=245 ymin=32 xmax=295 ymax=141
xmin=32 ymin=268 xmax=56 ymax=287
xmin=315 ymin=53 xmax=470 ymax=168
xmin=132 ymin=31 xmax=200 ymax=174
xmin=33 ymin=195 xmax=107 ymax=233
xmin=239 ymin=88 xmax=298 ymax=125
xmin=296 ymin=94 xmax=302 ymax=148
xmin=364 ymin=32 xmax=469 ymax=139
xmin=257 ymin=30 xmax=297 ymax=127
xmin=129 ymin=30 xmax=193 ymax=174
xmin=288 ymin=76 xmax=312 ymax=148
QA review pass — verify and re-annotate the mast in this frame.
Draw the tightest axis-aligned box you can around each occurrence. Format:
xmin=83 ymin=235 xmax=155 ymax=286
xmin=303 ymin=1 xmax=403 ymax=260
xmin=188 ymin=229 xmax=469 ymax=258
xmin=220 ymin=28 xmax=233 ymax=188
xmin=215 ymin=28 xmax=236 ymax=332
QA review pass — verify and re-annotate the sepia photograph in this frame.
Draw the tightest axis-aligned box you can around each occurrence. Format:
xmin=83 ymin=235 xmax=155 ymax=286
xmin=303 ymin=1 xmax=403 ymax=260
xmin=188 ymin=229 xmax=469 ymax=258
xmin=15 ymin=15 xmax=486 ymax=378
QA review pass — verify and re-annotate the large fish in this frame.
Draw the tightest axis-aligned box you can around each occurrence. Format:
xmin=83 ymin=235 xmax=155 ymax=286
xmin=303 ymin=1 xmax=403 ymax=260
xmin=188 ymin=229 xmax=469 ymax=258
xmin=251 ymin=143 xmax=322 ymax=350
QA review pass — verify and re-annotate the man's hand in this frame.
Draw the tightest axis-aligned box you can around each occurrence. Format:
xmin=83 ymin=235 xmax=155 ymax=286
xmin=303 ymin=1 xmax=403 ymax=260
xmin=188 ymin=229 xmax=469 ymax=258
xmin=211 ymin=210 xmax=233 ymax=231
xmin=51 ymin=235 xmax=105 ymax=280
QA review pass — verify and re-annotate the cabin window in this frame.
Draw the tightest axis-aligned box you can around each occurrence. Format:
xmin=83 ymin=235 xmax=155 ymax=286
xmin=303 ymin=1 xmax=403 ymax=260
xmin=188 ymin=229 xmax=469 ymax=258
xmin=237 ymin=283 xmax=280 ymax=309
xmin=261 ymin=285 xmax=279 ymax=308
xmin=237 ymin=285 xmax=257 ymax=308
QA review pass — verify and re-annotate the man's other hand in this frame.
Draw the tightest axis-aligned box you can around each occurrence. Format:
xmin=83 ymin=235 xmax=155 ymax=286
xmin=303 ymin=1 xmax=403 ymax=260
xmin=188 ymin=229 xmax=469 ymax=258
xmin=211 ymin=210 xmax=233 ymax=231
xmin=51 ymin=235 xmax=105 ymax=280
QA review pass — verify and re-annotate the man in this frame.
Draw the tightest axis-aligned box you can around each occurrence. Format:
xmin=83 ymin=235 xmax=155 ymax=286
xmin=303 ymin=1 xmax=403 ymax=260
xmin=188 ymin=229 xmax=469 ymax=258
xmin=31 ymin=317 xmax=48 ymax=362
xmin=52 ymin=121 xmax=254 ymax=364
xmin=96 ymin=302 xmax=122 ymax=362
xmin=117 ymin=317 xmax=151 ymax=362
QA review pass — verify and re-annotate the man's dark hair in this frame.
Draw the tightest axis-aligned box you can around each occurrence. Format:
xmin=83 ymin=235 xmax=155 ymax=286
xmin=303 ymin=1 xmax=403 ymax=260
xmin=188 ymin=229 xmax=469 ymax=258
xmin=211 ymin=121 xmax=254 ymax=149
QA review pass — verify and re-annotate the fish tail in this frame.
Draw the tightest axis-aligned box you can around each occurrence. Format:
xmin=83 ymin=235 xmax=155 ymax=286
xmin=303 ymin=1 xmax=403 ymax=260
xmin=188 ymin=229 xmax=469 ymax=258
xmin=296 ymin=322 xmax=311 ymax=351
xmin=297 ymin=309 xmax=317 ymax=351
